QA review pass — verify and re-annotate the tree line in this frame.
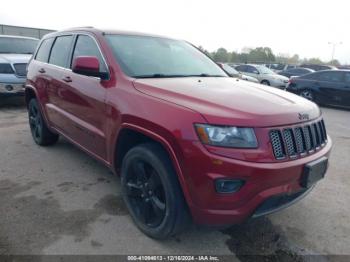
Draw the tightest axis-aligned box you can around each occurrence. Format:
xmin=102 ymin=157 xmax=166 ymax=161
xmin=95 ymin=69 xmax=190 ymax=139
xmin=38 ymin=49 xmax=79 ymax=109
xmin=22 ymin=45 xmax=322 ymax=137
xmin=198 ymin=46 xmax=341 ymax=66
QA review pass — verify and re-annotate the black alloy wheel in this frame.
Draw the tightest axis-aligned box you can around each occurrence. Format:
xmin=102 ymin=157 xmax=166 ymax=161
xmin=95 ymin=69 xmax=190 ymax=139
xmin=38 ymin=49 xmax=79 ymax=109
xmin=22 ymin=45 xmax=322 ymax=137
xmin=125 ymin=160 xmax=166 ymax=227
xmin=29 ymin=100 xmax=43 ymax=143
xmin=28 ymin=99 xmax=59 ymax=146
xmin=121 ymin=143 xmax=190 ymax=239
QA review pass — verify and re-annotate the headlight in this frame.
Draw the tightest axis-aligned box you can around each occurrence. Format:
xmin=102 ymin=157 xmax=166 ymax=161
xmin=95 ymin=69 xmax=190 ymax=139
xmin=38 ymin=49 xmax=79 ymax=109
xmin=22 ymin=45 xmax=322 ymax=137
xmin=195 ymin=124 xmax=258 ymax=148
xmin=0 ymin=63 xmax=14 ymax=74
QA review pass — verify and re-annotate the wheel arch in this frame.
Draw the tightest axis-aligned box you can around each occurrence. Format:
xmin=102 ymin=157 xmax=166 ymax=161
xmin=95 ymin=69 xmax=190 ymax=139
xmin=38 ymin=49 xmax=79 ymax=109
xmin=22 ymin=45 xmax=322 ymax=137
xmin=112 ymin=123 xmax=193 ymax=208
xmin=25 ymin=85 xmax=53 ymax=133
xmin=25 ymin=86 xmax=38 ymax=108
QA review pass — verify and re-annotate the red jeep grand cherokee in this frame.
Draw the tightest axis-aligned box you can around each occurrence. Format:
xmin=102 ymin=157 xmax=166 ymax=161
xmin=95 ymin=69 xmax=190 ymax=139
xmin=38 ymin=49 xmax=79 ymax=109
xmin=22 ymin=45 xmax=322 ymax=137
xmin=25 ymin=28 xmax=332 ymax=239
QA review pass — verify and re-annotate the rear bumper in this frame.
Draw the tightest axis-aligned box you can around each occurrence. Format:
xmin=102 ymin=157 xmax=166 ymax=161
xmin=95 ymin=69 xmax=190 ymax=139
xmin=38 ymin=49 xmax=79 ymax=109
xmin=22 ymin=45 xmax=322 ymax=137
xmin=180 ymin=137 xmax=332 ymax=226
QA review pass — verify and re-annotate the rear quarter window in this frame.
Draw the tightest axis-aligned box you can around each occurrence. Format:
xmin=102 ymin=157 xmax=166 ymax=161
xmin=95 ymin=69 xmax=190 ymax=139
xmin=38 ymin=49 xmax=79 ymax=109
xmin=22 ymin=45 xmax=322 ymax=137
xmin=35 ymin=38 xmax=54 ymax=63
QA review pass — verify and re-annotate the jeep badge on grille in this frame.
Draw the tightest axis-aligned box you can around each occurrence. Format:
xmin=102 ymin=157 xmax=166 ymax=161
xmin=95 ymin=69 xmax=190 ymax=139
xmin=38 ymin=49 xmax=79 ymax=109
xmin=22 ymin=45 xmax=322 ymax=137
xmin=298 ymin=113 xmax=310 ymax=120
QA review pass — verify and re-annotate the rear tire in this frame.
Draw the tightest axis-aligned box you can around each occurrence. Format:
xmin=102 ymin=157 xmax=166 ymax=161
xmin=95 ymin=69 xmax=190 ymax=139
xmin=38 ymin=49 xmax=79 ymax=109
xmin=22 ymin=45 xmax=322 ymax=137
xmin=261 ymin=80 xmax=270 ymax=86
xmin=28 ymin=98 xmax=59 ymax=146
xmin=121 ymin=143 xmax=190 ymax=239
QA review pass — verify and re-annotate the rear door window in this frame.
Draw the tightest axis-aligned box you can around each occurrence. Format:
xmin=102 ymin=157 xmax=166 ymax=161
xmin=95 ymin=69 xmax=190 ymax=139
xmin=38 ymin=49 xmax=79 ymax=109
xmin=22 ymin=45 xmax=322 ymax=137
xmin=35 ymin=38 xmax=54 ymax=63
xmin=49 ymin=35 xmax=74 ymax=68
xmin=71 ymin=35 xmax=107 ymax=72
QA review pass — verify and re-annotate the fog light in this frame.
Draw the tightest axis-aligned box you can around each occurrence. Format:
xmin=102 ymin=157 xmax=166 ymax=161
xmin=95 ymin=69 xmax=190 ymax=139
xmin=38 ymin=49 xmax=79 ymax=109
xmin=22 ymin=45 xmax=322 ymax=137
xmin=215 ymin=179 xmax=244 ymax=193
xmin=5 ymin=85 xmax=13 ymax=91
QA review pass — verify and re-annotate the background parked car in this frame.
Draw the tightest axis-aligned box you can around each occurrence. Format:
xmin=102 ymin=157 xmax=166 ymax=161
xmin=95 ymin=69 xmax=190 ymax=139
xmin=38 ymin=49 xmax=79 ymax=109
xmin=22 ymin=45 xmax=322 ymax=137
xmin=217 ymin=63 xmax=259 ymax=83
xmin=300 ymin=64 xmax=337 ymax=71
xmin=265 ymin=63 xmax=297 ymax=73
xmin=278 ymin=67 xmax=315 ymax=78
xmin=235 ymin=64 xmax=289 ymax=88
xmin=0 ymin=35 xmax=39 ymax=97
xmin=286 ymin=70 xmax=350 ymax=108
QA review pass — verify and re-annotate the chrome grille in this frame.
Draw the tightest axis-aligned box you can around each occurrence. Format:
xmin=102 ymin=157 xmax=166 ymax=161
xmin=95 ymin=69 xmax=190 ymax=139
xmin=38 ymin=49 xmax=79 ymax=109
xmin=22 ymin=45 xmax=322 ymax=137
xmin=270 ymin=130 xmax=285 ymax=160
xmin=283 ymin=129 xmax=297 ymax=157
xmin=294 ymin=128 xmax=305 ymax=154
xmin=13 ymin=63 xmax=27 ymax=77
xmin=270 ymin=119 xmax=328 ymax=160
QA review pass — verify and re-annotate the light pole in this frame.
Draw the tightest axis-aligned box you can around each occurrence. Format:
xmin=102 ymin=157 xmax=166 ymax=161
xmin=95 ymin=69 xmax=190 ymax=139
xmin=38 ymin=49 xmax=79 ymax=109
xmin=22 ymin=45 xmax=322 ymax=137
xmin=328 ymin=42 xmax=342 ymax=64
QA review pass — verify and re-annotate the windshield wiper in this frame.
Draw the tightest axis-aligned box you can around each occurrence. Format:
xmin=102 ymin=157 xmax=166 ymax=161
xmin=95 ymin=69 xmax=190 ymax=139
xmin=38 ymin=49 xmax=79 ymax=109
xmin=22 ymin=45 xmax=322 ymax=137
xmin=189 ymin=73 xmax=226 ymax=77
xmin=134 ymin=74 xmax=188 ymax=78
xmin=134 ymin=73 xmax=226 ymax=78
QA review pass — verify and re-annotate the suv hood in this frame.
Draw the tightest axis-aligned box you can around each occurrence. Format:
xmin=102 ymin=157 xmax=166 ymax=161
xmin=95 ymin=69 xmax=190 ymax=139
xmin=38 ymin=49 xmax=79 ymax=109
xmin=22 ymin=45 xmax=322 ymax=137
xmin=0 ymin=54 xmax=32 ymax=64
xmin=133 ymin=77 xmax=320 ymax=127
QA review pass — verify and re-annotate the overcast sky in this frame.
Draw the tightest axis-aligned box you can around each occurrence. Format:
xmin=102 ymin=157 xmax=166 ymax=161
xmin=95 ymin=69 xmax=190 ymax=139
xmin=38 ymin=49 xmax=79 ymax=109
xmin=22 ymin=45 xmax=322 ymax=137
xmin=1 ymin=0 xmax=348 ymax=63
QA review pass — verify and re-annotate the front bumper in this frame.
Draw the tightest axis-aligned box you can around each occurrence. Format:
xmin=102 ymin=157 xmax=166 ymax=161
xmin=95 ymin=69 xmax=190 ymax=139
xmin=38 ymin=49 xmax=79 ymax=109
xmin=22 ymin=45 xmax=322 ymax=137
xmin=179 ymin=137 xmax=332 ymax=226
xmin=0 ymin=83 xmax=25 ymax=97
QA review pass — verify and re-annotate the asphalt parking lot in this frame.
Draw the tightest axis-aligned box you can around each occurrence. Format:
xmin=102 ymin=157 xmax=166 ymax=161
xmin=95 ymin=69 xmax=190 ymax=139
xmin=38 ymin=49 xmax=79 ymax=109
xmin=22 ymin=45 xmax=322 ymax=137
xmin=0 ymin=97 xmax=349 ymax=260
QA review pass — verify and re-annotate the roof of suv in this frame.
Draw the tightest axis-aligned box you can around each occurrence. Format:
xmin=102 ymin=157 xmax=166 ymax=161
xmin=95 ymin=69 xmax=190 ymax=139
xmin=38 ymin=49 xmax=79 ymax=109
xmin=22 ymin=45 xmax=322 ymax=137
xmin=45 ymin=27 xmax=174 ymax=40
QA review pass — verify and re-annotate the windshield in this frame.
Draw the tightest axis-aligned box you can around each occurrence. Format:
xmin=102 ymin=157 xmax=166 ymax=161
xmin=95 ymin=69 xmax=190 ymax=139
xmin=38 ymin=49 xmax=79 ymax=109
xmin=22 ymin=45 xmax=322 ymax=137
xmin=255 ymin=65 xmax=275 ymax=74
xmin=0 ymin=37 xmax=39 ymax=54
xmin=105 ymin=35 xmax=227 ymax=78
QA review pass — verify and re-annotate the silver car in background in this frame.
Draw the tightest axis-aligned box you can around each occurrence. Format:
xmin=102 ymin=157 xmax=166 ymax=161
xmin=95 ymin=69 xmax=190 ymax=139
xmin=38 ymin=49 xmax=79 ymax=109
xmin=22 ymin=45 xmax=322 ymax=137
xmin=235 ymin=64 xmax=289 ymax=89
xmin=0 ymin=35 xmax=39 ymax=97
xmin=218 ymin=63 xmax=259 ymax=83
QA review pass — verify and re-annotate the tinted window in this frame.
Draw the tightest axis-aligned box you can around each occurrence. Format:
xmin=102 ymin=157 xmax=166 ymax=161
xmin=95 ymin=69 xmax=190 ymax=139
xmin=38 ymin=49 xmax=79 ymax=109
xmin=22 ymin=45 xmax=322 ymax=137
xmin=319 ymin=71 xmax=343 ymax=82
xmin=72 ymin=35 xmax=107 ymax=72
xmin=49 ymin=36 xmax=73 ymax=68
xmin=35 ymin=38 xmax=54 ymax=63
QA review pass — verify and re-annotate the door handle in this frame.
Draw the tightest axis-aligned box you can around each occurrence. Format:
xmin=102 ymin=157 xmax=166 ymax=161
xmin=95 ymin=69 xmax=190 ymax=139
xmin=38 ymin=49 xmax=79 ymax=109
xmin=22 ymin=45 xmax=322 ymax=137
xmin=62 ymin=76 xmax=72 ymax=83
xmin=38 ymin=68 xmax=46 ymax=73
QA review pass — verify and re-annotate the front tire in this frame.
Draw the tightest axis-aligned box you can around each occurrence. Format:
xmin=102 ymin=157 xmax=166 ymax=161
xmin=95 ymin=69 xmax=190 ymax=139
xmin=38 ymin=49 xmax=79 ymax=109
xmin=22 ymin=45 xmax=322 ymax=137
xmin=28 ymin=98 xmax=59 ymax=146
xmin=299 ymin=89 xmax=314 ymax=102
xmin=261 ymin=80 xmax=270 ymax=86
xmin=121 ymin=143 xmax=190 ymax=239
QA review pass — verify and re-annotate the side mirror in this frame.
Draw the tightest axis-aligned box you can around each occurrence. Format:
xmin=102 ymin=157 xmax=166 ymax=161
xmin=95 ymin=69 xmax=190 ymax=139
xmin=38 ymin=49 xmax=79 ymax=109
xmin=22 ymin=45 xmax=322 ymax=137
xmin=72 ymin=56 xmax=108 ymax=79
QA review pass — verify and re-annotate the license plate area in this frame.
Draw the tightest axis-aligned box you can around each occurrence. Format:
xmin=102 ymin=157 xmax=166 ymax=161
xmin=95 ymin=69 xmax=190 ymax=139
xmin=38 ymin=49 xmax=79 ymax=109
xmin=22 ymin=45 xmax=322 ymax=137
xmin=301 ymin=157 xmax=328 ymax=188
